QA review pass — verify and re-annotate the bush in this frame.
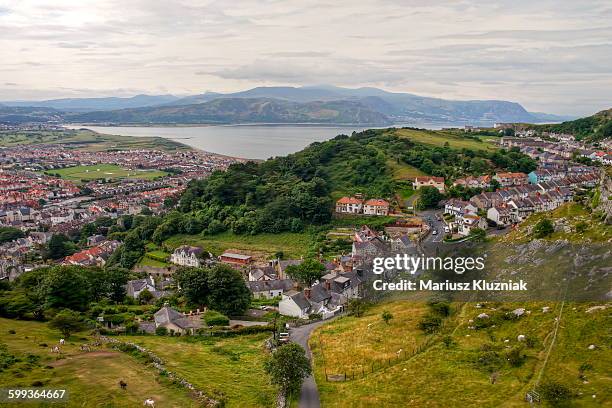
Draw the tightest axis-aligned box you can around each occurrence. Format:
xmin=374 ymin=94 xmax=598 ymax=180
xmin=7 ymin=330 xmax=15 ymax=334
xmin=538 ymin=380 xmax=575 ymax=407
xmin=203 ymin=310 xmax=230 ymax=327
xmin=506 ymin=346 xmax=525 ymax=367
xmin=155 ymin=326 xmax=168 ymax=336
xmin=418 ymin=314 xmax=442 ymax=333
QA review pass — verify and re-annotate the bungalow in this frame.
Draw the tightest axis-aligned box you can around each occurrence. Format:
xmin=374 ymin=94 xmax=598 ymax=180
xmin=247 ymin=279 xmax=294 ymax=299
xmin=413 ymin=176 xmax=445 ymax=192
xmin=363 ymin=199 xmax=390 ymax=216
xmin=335 ymin=196 xmax=363 ymax=214
xmin=170 ymin=245 xmax=203 ymax=268
xmin=153 ymin=304 xmax=200 ymax=335
xmin=494 ymin=172 xmax=528 ymax=187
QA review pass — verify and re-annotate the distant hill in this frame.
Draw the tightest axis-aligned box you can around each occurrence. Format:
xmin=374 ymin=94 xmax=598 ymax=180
xmin=531 ymin=108 xmax=612 ymax=141
xmin=65 ymin=97 xmax=392 ymax=125
xmin=3 ymin=94 xmax=180 ymax=112
xmin=0 ymin=106 xmax=63 ymax=124
xmin=1 ymin=85 xmax=574 ymax=125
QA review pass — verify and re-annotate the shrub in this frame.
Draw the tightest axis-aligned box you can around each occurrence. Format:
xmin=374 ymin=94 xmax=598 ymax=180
xmin=506 ymin=346 xmax=525 ymax=367
xmin=155 ymin=326 xmax=168 ymax=336
xmin=538 ymin=380 xmax=575 ymax=407
xmin=203 ymin=310 xmax=230 ymax=327
xmin=7 ymin=330 xmax=15 ymax=334
xmin=418 ymin=314 xmax=442 ymax=333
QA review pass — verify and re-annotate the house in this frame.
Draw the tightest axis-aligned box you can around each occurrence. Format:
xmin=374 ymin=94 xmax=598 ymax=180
xmin=457 ymin=214 xmax=487 ymax=236
xmin=279 ymin=291 xmax=313 ymax=319
xmin=273 ymin=259 xmax=303 ymax=279
xmin=487 ymin=206 xmax=513 ymax=226
xmin=413 ymin=176 xmax=445 ymax=192
xmin=248 ymin=266 xmax=277 ymax=281
xmin=126 ymin=276 xmax=156 ymax=299
xmin=247 ymin=279 xmax=294 ymax=299
xmin=219 ymin=252 xmax=252 ymax=265
xmin=494 ymin=172 xmax=528 ymax=187
xmin=62 ymin=240 xmax=120 ymax=267
xmin=335 ymin=197 xmax=363 ymax=214
xmin=170 ymin=245 xmax=203 ymax=267
xmin=153 ymin=304 xmax=200 ymax=335
xmin=87 ymin=234 xmax=106 ymax=247
xmin=453 ymin=175 xmax=491 ymax=189
xmin=444 ymin=199 xmax=477 ymax=217
xmin=363 ymin=199 xmax=390 ymax=216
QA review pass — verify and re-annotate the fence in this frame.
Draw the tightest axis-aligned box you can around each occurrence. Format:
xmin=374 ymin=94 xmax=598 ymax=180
xmin=323 ymin=335 xmax=436 ymax=382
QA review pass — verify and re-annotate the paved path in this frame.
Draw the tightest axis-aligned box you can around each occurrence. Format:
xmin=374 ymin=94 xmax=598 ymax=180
xmin=290 ymin=320 xmax=329 ymax=408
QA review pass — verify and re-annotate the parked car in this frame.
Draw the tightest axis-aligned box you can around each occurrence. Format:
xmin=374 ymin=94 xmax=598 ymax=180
xmin=432 ymin=230 xmax=438 ymax=235
xmin=278 ymin=332 xmax=290 ymax=343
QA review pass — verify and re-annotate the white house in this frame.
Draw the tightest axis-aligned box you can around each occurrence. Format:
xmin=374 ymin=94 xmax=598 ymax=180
xmin=444 ymin=199 xmax=477 ymax=217
xmin=247 ymin=279 xmax=294 ymax=299
xmin=363 ymin=199 xmax=390 ymax=216
xmin=335 ymin=197 xmax=363 ymax=214
xmin=126 ymin=276 xmax=156 ymax=299
xmin=413 ymin=176 xmax=445 ymax=192
xmin=457 ymin=214 xmax=487 ymax=236
xmin=487 ymin=206 xmax=513 ymax=227
xmin=170 ymin=245 xmax=203 ymax=268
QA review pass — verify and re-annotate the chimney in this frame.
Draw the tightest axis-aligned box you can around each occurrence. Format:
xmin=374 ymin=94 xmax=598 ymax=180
xmin=304 ymin=288 xmax=311 ymax=299
xmin=325 ymin=280 xmax=331 ymax=290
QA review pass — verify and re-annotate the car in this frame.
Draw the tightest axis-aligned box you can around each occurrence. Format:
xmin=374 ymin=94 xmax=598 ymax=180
xmin=432 ymin=230 xmax=438 ymax=235
xmin=278 ymin=332 xmax=290 ymax=343
xmin=444 ymin=226 xmax=450 ymax=233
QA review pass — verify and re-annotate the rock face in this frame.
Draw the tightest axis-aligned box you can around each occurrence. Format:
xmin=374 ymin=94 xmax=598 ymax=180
xmin=596 ymin=169 xmax=612 ymax=224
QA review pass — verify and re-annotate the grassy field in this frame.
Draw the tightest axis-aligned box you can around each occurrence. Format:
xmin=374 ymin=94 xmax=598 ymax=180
xmin=0 ymin=129 xmax=189 ymax=151
xmin=48 ymin=164 xmax=168 ymax=182
xmin=310 ymin=300 xmax=611 ymax=407
xmin=0 ymin=318 xmax=197 ymax=408
xmin=390 ymin=128 xmax=498 ymax=151
xmin=131 ymin=334 xmax=275 ymax=407
xmin=386 ymin=159 xmax=425 ymax=180
xmin=165 ymin=231 xmax=313 ymax=260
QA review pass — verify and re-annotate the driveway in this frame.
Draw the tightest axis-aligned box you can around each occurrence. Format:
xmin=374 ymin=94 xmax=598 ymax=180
xmin=290 ymin=320 xmax=330 ymax=408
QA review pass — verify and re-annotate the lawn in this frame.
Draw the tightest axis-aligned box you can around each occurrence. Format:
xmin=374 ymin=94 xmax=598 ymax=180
xmin=310 ymin=301 xmax=611 ymax=407
xmin=0 ymin=129 xmax=190 ymax=151
xmin=164 ymin=231 xmax=314 ymax=259
xmin=0 ymin=318 xmax=197 ymax=408
xmin=390 ymin=128 xmax=498 ymax=151
xmin=48 ymin=164 xmax=168 ymax=182
xmin=131 ymin=334 xmax=276 ymax=407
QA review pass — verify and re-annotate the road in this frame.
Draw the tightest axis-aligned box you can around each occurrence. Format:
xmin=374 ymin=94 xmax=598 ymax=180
xmin=290 ymin=320 xmax=329 ymax=408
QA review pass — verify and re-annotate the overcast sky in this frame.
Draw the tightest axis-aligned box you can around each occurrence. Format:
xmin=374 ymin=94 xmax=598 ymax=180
xmin=1 ymin=0 xmax=610 ymax=115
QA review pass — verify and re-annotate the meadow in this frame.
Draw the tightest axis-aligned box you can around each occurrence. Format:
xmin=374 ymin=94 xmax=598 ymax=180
xmin=390 ymin=128 xmax=499 ymax=151
xmin=310 ymin=300 xmax=611 ymax=407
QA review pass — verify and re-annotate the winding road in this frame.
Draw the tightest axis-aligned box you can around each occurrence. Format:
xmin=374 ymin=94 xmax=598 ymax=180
xmin=290 ymin=320 xmax=329 ymax=408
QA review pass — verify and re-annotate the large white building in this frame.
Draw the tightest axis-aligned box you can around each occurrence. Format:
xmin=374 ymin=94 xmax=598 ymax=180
xmin=170 ymin=245 xmax=203 ymax=267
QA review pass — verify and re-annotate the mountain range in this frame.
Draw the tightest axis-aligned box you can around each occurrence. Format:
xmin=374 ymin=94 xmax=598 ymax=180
xmin=1 ymin=85 xmax=575 ymax=125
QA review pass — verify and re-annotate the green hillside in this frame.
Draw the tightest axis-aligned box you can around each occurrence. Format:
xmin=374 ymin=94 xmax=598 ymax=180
xmin=531 ymin=108 xmax=612 ymax=141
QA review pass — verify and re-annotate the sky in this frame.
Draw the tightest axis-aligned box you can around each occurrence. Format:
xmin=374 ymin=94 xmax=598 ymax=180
xmin=0 ymin=0 xmax=611 ymax=116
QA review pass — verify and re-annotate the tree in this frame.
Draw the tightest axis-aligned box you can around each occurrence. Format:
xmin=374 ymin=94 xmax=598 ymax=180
xmin=285 ymin=259 xmax=325 ymax=286
xmin=417 ymin=186 xmax=443 ymax=210
xmin=104 ymin=268 xmax=130 ymax=303
xmin=138 ymin=289 xmax=154 ymax=304
xmin=41 ymin=266 xmax=93 ymax=311
xmin=207 ymin=264 xmax=251 ymax=316
xmin=48 ymin=309 xmax=86 ymax=338
xmin=382 ymin=310 xmax=393 ymax=324
xmin=0 ymin=227 xmax=25 ymax=244
xmin=469 ymin=227 xmax=487 ymax=241
xmin=264 ymin=343 xmax=312 ymax=397
xmin=175 ymin=267 xmax=209 ymax=306
xmin=347 ymin=298 xmax=367 ymax=317
xmin=534 ymin=218 xmax=554 ymax=238
xmin=46 ymin=234 xmax=75 ymax=260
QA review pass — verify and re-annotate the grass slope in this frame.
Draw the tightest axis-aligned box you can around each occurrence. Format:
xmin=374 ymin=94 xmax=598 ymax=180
xmin=310 ymin=300 xmax=611 ymax=408
xmin=391 ymin=128 xmax=498 ymax=151
xmin=0 ymin=318 xmax=196 ymax=408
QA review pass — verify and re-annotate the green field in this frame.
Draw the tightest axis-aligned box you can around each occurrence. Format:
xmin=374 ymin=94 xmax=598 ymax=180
xmin=310 ymin=300 xmax=611 ymax=408
xmin=390 ymin=128 xmax=499 ymax=151
xmin=0 ymin=129 xmax=189 ymax=151
xmin=165 ymin=231 xmax=313 ymax=259
xmin=49 ymin=164 xmax=168 ymax=182
xmin=0 ymin=318 xmax=197 ymax=408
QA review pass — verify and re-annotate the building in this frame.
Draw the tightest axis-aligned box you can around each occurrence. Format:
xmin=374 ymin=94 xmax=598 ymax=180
xmin=444 ymin=199 xmax=477 ymax=217
xmin=153 ymin=304 xmax=200 ymax=335
xmin=457 ymin=214 xmax=487 ymax=236
xmin=335 ymin=197 xmax=363 ymax=214
xmin=494 ymin=172 xmax=528 ymax=187
xmin=413 ymin=176 xmax=445 ymax=192
xmin=247 ymin=279 xmax=294 ymax=299
xmin=170 ymin=245 xmax=203 ymax=268
xmin=219 ymin=252 xmax=252 ymax=265
xmin=126 ymin=276 xmax=157 ymax=299
xmin=487 ymin=206 xmax=513 ymax=227
xmin=363 ymin=199 xmax=390 ymax=216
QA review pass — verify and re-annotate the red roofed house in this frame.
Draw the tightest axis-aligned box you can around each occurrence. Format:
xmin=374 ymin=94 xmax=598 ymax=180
xmin=363 ymin=199 xmax=390 ymax=216
xmin=335 ymin=196 xmax=363 ymax=214
xmin=413 ymin=176 xmax=445 ymax=192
